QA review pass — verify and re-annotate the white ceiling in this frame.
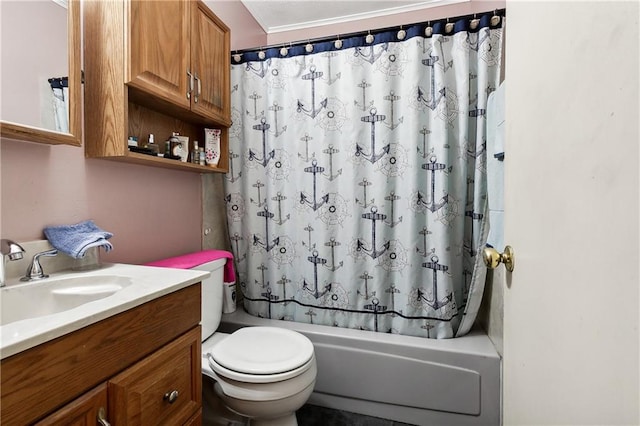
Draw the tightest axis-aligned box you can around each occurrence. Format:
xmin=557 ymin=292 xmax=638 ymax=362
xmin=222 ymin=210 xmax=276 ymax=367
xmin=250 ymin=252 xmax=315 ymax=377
xmin=240 ymin=0 xmax=463 ymax=34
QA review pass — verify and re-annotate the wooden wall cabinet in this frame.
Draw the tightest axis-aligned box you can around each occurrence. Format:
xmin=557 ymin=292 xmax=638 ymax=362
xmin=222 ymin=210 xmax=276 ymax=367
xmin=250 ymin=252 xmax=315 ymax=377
xmin=127 ymin=0 xmax=230 ymax=126
xmin=84 ymin=0 xmax=231 ymax=173
xmin=189 ymin=1 xmax=231 ymax=124
xmin=1 ymin=285 xmax=202 ymax=425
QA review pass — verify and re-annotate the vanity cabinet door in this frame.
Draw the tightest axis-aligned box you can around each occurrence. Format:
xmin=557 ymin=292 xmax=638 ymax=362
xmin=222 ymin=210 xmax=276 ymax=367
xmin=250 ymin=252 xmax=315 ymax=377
xmin=127 ymin=0 xmax=191 ymax=109
xmin=190 ymin=0 xmax=231 ymax=125
xmin=35 ymin=384 xmax=108 ymax=426
xmin=184 ymin=409 xmax=203 ymax=425
xmin=108 ymin=327 xmax=202 ymax=425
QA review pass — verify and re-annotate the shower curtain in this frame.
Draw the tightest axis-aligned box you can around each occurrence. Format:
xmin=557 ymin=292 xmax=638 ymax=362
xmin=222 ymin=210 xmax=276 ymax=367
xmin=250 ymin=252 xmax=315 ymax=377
xmin=224 ymin=12 xmax=504 ymax=338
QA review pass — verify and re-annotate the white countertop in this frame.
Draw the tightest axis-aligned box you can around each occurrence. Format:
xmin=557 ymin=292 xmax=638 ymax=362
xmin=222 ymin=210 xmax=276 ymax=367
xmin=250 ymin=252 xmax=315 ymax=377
xmin=0 ymin=263 xmax=208 ymax=359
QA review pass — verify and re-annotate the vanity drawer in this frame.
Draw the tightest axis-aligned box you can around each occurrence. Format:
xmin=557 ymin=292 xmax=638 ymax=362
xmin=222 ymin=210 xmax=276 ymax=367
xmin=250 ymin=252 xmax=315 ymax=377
xmin=108 ymin=327 xmax=202 ymax=425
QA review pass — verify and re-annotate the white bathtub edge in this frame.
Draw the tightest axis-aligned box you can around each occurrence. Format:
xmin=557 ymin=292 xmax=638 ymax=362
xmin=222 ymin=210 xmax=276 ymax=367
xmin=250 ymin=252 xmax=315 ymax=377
xmin=220 ymin=309 xmax=501 ymax=426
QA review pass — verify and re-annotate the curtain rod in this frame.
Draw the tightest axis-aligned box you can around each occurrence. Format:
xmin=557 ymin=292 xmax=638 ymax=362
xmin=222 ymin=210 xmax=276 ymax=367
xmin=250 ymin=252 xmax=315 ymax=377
xmin=232 ymin=8 xmax=506 ymax=57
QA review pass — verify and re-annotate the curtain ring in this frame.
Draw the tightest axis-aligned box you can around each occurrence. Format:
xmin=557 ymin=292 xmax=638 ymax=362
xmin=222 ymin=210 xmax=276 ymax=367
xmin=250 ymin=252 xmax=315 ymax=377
xmin=280 ymin=44 xmax=288 ymax=56
xmin=257 ymin=49 xmax=266 ymax=60
xmin=233 ymin=52 xmax=242 ymax=63
xmin=470 ymin=13 xmax=480 ymax=30
xmin=365 ymin=31 xmax=374 ymax=44
xmin=424 ymin=21 xmax=433 ymax=37
xmin=397 ymin=25 xmax=406 ymax=40
xmin=445 ymin=18 xmax=454 ymax=34
xmin=334 ymin=35 xmax=343 ymax=49
xmin=305 ymin=41 xmax=314 ymax=53
xmin=491 ymin=10 xmax=501 ymax=26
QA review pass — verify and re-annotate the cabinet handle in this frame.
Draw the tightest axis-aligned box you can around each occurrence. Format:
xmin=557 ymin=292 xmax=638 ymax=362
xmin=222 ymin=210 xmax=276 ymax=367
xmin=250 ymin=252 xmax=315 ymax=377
xmin=187 ymin=70 xmax=194 ymax=100
xmin=164 ymin=389 xmax=179 ymax=404
xmin=97 ymin=407 xmax=111 ymax=426
xmin=194 ymin=74 xmax=201 ymax=103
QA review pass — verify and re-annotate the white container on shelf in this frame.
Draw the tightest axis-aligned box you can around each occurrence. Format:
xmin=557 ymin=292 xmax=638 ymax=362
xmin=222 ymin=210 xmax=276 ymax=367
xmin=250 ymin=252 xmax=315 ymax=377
xmin=204 ymin=128 xmax=221 ymax=167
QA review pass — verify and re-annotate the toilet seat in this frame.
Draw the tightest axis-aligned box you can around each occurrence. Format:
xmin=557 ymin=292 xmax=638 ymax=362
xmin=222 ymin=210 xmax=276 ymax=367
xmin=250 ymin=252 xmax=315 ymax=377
xmin=209 ymin=353 xmax=317 ymax=402
xmin=207 ymin=352 xmax=314 ymax=383
xmin=205 ymin=327 xmax=315 ymax=383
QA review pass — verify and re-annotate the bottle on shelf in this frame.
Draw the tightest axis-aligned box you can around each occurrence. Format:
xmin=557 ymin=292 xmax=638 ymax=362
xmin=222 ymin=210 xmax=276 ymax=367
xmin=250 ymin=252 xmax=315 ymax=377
xmin=146 ymin=133 xmax=159 ymax=155
xmin=192 ymin=141 xmax=200 ymax=164
xmin=204 ymin=128 xmax=221 ymax=167
xmin=169 ymin=132 xmax=183 ymax=159
xmin=199 ymin=147 xmax=205 ymax=165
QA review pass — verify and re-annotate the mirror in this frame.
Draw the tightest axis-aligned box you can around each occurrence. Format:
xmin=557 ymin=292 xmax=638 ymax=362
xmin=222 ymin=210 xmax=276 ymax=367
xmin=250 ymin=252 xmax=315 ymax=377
xmin=0 ymin=0 xmax=81 ymax=146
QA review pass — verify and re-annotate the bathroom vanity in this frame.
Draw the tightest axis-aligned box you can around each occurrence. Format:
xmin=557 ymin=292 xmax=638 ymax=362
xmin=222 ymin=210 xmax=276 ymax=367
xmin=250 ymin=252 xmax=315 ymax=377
xmin=0 ymin=264 xmax=207 ymax=425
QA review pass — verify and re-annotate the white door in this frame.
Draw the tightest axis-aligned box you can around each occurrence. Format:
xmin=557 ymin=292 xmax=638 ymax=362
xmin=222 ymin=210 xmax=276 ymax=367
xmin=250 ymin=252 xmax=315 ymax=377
xmin=503 ymin=2 xmax=639 ymax=425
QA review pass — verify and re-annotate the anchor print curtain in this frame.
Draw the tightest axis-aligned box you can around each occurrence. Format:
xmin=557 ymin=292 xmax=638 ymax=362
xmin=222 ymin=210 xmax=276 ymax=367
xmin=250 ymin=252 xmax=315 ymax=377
xmin=224 ymin=13 xmax=504 ymax=338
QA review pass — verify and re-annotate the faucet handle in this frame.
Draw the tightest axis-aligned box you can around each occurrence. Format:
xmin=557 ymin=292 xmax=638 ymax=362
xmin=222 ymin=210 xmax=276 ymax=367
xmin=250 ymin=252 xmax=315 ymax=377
xmin=21 ymin=249 xmax=58 ymax=281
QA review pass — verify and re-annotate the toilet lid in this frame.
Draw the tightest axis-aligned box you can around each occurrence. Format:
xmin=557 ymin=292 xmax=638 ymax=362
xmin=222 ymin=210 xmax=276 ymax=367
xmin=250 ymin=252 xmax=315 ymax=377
xmin=209 ymin=327 xmax=314 ymax=375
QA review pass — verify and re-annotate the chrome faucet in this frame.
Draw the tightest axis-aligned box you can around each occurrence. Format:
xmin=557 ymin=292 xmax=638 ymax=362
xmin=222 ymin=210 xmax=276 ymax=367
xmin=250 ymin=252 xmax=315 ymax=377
xmin=1 ymin=239 xmax=26 ymax=287
xmin=21 ymin=248 xmax=58 ymax=281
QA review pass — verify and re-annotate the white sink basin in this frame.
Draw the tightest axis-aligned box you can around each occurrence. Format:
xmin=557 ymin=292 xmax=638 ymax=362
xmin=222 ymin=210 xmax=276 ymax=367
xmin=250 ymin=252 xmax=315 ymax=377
xmin=0 ymin=263 xmax=209 ymax=360
xmin=0 ymin=275 xmax=133 ymax=326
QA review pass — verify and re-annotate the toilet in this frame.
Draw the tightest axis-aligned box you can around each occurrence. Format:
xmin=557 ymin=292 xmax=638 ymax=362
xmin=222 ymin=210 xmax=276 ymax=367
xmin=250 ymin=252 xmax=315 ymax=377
xmin=148 ymin=252 xmax=316 ymax=426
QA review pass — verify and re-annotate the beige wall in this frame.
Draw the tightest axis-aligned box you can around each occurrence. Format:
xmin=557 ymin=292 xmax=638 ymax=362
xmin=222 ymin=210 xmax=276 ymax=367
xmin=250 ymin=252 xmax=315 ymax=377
xmin=208 ymin=0 xmax=505 ymax=49
xmin=0 ymin=140 xmax=203 ymax=265
xmin=205 ymin=0 xmax=267 ymax=50
xmin=265 ymin=0 xmax=505 ymax=45
xmin=478 ymin=268 xmax=504 ymax=355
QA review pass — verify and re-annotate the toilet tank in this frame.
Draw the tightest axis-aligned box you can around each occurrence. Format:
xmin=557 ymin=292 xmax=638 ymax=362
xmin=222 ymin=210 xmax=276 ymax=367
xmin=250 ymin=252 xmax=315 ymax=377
xmin=192 ymin=258 xmax=227 ymax=342
xmin=145 ymin=253 xmax=228 ymax=342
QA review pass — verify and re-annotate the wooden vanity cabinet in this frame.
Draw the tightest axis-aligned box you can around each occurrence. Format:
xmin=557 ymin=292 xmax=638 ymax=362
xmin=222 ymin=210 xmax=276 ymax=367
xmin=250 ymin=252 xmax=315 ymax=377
xmin=84 ymin=0 xmax=231 ymax=174
xmin=0 ymin=285 xmax=203 ymax=425
xmin=36 ymin=329 xmax=201 ymax=426
xmin=108 ymin=328 xmax=201 ymax=425
xmin=35 ymin=384 xmax=108 ymax=426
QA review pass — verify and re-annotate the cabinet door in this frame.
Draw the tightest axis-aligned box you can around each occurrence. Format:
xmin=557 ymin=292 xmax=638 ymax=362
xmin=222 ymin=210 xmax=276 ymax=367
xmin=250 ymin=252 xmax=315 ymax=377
xmin=108 ymin=327 xmax=202 ymax=425
xmin=184 ymin=408 xmax=203 ymax=426
xmin=190 ymin=0 xmax=231 ymax=125
xmin=128 ymin=0 xmax=191 ymax=108
xmin=35 ymin=384 xmax=109 ymax=426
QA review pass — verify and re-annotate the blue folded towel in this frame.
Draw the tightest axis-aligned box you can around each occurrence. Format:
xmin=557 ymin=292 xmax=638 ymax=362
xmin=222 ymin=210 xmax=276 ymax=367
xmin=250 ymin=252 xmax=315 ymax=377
xmin=44 ymin=220 xmax=113 ymax=259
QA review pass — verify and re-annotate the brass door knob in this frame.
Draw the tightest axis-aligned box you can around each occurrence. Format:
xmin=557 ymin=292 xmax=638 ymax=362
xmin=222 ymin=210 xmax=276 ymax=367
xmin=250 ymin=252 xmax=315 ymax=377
xmin=482 ymin=245 xmax=515 ymax=272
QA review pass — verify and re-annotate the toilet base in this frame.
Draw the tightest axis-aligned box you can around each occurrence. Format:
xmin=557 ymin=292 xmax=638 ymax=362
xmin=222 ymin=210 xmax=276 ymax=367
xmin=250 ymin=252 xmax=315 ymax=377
xmin=213 ymin=380 xmax=314 ymax=426
xmin=249 ymin=413 xmax=297 ymax=426
xmin=203 ymin=376 xmax=248 ymax=425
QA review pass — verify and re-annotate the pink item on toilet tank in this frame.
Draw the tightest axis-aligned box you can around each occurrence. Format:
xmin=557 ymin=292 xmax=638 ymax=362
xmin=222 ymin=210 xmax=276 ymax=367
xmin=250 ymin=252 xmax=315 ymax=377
xmin=144 ymin=249 xmax=235 ymax=283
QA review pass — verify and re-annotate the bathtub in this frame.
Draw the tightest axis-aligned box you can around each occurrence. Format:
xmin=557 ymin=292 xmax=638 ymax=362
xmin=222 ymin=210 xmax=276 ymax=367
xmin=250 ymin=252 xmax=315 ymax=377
xmin=220 ymin=309 xmax=501 ymax=426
